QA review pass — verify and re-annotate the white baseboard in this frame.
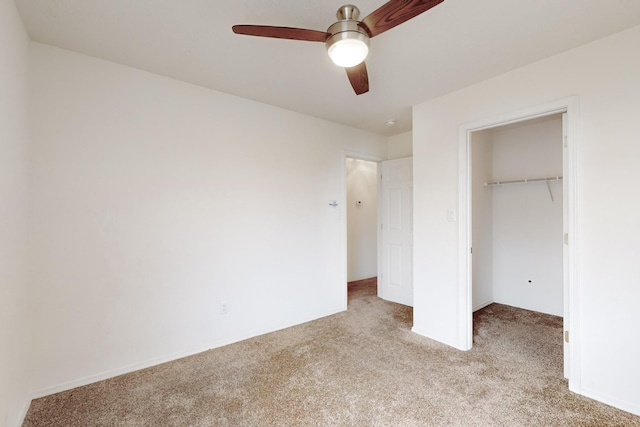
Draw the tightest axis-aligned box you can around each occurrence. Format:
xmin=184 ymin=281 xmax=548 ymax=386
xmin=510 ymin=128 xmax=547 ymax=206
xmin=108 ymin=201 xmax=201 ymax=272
xmin=411 ymin=326 xmax=464 ymax=350
xmin=473 ymin=300 xmax=493 ymax=312
xmin=347 ymin=276 xmax=377 ymax=283
xmin=31 ymin=343 xmax=215 ymax=399
xmin=12 ymin=398 xmax=31 ymax=427
xmin=578 ymin=386 xmax=640 ymax=417
xmin=31 ymin=306 xmax=344 ymax=400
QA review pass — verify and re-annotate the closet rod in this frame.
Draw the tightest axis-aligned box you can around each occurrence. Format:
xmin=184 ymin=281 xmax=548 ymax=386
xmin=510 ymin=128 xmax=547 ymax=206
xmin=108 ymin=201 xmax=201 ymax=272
xmin=483 ymin=176 xmax=562 ymax=187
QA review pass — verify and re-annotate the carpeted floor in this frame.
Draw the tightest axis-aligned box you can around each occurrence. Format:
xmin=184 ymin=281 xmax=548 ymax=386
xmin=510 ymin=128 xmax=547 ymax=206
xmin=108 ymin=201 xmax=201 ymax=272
xmin=23 ymin=278 xmax=640 ymax=426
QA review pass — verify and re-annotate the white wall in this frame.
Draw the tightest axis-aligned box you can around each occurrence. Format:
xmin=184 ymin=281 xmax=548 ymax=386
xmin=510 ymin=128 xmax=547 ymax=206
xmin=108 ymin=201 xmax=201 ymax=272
xmin=387 ymin=131 xmax=413 ymax=159
xmin=413 ymin=25 xmax=640 ymax=415
xmin=471 ymin=130 xmax=493 ymax=310
xmin=472 ymin=117 xmax=563 ymax=315
xmin=491 ymin=117 xmax=563 ymax=316
xmin=28 ymin=43 xmax=387 ymax=396
xmin=346 ymin=159 xmax=378 ymax=282
xmin=0 ymin=1 xmax=32 ymax=425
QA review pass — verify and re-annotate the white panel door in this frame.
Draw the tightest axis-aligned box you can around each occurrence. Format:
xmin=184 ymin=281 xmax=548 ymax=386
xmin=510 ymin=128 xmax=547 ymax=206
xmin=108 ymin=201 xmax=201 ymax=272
xmin=380 ymin=157 xmax=413 ymax=306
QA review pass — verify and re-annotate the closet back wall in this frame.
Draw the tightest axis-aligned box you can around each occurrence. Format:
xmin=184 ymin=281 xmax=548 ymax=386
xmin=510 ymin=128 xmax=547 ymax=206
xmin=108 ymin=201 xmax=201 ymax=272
xmin=492 ymin=116 xmax=563 ymax=315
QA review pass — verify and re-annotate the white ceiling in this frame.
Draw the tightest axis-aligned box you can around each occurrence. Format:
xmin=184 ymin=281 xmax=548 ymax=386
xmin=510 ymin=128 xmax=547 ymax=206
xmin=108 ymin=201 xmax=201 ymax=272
xmin=15 ymin=0 xmax=640 ymax=136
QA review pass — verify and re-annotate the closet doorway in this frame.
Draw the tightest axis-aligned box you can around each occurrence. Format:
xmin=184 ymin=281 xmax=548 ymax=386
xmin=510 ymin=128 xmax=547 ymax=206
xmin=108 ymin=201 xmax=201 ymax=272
xmin=458 ymin=98 xmax=578 ymax=382
xmin=471 ymin=114 xmax=564 ymax=317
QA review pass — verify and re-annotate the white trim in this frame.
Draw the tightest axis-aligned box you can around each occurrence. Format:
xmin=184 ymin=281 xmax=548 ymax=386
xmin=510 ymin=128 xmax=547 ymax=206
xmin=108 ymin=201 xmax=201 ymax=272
xmin=411 ymin=325 xmax=460 ymax=349
xmin=344 ymin=151 xmax=384 ymax=163
xmin=564 ymin=98 xmax=581 ymax=393
xmin=457 ymin=97 xmax=580 ymax=391
xmin=340 ymin=154 xmax=349 ymax=310
xmin=377 ymin=162 xmax=382 ymax=295
xmin=13 ymin=399 xmax=31 ymax=427
xmin=457 ymin=124 xmax=473 ymax=350
xmin=473 ymin=300 xmax=493 ymax=312
xmin=562 ymin=112 xmax=570 ymax=379
xmin=579 ymin=386 xmax=640 ymax=417
xmin=31 ymin=343 xmax=218 ymax=399
xmin=461 ymin=107 xmax=568 ymax=133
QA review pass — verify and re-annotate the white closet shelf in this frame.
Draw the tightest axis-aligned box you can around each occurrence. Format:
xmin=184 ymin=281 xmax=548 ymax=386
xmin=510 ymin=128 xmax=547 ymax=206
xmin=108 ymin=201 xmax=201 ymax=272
xmin=483 ymin=176 xmax=562 ymax=187
xmin=483 ymin=175 xmax=562 ymax=202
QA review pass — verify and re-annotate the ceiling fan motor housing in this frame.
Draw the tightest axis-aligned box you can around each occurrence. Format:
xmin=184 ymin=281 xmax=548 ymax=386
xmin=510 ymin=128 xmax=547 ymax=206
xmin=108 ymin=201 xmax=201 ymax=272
xmin=336 ymin=4 xmax=360 ymax=21
xmin=326 ymin=20 xmax=370 ymax=48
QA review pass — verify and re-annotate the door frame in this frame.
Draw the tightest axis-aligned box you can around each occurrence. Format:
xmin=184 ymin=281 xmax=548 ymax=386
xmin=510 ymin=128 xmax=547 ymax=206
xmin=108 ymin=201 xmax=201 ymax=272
xmin=342 ymin=151 xmax=384 ymax=310
xmin=456 ymin=97 xmax=580 ymax=391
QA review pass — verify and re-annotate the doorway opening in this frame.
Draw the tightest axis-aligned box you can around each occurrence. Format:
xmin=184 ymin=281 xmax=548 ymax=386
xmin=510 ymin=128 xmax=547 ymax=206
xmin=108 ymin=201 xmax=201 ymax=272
xmin=346 ymin=157 xmax=379 ymax=287
xmin=470 ymin=114 xmax=564 ymax=316
xmin=344 ymin=153 xmax=415 ymax=310
xmin=458 ymin=97 xmax=578 ymax=384
xmin=470 ymin=113 xmax=565 ymax=376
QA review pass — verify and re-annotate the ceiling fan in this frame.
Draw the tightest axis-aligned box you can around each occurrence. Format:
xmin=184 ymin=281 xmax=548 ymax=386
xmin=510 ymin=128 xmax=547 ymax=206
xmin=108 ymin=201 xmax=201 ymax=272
xmin=232 ymin=0 xmax=444 ymax=95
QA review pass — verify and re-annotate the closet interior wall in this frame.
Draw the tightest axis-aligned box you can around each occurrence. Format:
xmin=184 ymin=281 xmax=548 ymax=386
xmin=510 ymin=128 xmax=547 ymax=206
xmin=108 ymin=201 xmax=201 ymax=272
xmin=472 ymin=115 xmax=563 ymax=316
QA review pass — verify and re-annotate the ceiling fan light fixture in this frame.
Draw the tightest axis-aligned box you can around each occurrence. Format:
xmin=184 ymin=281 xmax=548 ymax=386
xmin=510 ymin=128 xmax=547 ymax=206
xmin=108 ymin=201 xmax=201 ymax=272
xmin=233 ymin=1 xmax=446 ymax=94
xmin=326 ymin=17 xmax=370 ymax=68
xmin=327 ymin=36 xmax=369 ymax=67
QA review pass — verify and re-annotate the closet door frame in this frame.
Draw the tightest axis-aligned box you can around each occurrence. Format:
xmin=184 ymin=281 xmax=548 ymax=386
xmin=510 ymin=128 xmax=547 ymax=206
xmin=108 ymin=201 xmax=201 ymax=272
xmin=456 ymin=96 xmax=579 ymax=392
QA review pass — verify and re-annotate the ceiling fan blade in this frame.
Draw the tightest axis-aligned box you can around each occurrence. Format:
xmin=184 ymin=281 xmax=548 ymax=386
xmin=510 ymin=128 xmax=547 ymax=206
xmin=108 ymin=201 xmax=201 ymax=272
xmin=232 ymin=25 xmax=330 ymax=42
xmin=346 ymin=62 xmax=369 ymax=95
xmin=359 ymin=0 xmax=445 ymax=37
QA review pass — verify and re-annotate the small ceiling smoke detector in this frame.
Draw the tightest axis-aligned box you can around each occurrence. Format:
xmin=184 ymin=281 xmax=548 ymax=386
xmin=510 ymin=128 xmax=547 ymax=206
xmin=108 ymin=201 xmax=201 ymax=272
xmin=385 ymin=119 xmax=396 ymax=127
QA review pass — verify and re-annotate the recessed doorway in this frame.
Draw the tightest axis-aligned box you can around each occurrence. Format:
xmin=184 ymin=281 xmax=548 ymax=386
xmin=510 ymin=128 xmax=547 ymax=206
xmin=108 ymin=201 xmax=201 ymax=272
xmin=470 ymin=114 xmax=564 ymax=316
xmin=458 ymin=97 xmax=578 ymax=383
xmin=346 ymin=158 xmax=379 ymax=283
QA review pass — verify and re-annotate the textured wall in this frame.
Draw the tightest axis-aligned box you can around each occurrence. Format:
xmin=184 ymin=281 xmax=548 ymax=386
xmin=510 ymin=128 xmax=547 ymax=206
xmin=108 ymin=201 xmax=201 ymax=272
xmin=413 ymin=25 xmax=640 ymax=415
xmin=0 ymin=0 xmax=31 ymax=425
xmin=28 ymin=43 xmax=386 ymax=397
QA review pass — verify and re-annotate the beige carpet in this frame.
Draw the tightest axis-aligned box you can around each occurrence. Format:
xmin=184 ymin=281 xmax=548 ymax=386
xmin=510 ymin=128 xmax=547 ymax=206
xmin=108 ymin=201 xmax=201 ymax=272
xmin=23 ymin=278 xmax=639 ymax=426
